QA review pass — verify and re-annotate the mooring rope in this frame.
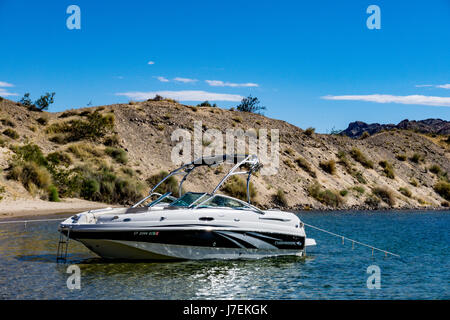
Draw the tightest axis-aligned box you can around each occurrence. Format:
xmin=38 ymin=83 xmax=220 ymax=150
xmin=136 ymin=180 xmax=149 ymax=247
xmin=0 ymin=218 xmax=66 ymax=225
xmin=303 ymin=222 xmax=400 ymax=258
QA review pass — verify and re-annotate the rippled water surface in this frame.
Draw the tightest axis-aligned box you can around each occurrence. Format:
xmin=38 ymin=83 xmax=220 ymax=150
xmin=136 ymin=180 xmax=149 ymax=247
xmin=0 ymin=210 xmax=448 ymax=299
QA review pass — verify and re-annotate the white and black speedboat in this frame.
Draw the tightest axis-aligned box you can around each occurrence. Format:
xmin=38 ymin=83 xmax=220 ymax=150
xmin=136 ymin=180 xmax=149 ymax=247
xmin=58 ymin=154 xmax=316 ymax=260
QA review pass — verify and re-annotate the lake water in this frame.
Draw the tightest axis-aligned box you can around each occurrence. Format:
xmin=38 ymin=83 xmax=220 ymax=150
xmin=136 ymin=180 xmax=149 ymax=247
xmin=0 ymin=210 xmax=448 ymax=299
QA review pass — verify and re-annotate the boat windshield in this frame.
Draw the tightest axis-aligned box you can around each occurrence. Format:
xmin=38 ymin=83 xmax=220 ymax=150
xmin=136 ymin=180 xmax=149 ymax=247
xmin=169 ymin=192 xmax=207 ymax=207
xmin=197 ymin=194 xmax=247 ymax=209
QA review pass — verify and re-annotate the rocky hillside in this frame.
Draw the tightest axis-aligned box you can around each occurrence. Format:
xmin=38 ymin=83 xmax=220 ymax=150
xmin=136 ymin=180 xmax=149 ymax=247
xmin=0 ymin=97 xmax=449 ymax=210
xmin=341 ymin=119 xmax=450 ymax=138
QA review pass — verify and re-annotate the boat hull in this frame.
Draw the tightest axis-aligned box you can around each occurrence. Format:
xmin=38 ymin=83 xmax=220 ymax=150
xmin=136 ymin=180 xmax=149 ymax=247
xmin=63 ymin=228 xmax=306 ymax=260
xmin=78 ymin=239 xmax=304 ymax=260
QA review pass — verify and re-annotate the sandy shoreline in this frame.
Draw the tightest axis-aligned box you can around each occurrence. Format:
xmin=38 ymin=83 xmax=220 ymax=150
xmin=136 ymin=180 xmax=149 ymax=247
xmin=0 ymin=198 xmax=119 ymax=220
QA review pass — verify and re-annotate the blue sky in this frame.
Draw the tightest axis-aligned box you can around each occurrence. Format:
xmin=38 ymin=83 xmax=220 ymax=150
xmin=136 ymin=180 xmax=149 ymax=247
xmin=0 ymin=0 xmax=449 ymax=132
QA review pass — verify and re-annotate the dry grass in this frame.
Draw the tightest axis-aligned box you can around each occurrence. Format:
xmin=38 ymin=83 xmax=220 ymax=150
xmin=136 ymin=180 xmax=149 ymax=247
xmin=295 ymin=157 xmax=316 ymax=177
xmin=350 ymin=148 xmax=374 ymax=169
xmin=273 ymin=189 xmax=288 ymax=207
xmin=372 ymin=186 xmax=395 ymax=206
xmin=319 ymin=160 xmax=336 ymax=175
xmin=222 ymin=176 xmax=256 ymax=202
xmin=379 ymin=160 xmax=395 ymax=179
xmin=308 ymin=182 xmax=342 ymax=207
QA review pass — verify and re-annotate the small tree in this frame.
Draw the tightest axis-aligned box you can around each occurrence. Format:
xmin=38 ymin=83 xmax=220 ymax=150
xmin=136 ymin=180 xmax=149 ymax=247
xmin=35 ymin=92 xmax=55 ymax=111
xmin=236 ymin=95 xmax=266 ymax=114
xmin=19 ymin=93 xmax=33 ymax=107
xmin=197 ymin=101 xmax=217 ymax=108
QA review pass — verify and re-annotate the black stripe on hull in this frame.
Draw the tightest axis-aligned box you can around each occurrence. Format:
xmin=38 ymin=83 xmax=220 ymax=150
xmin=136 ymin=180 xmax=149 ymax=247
xmin=62 ymin=229 xmax=305 ymax=250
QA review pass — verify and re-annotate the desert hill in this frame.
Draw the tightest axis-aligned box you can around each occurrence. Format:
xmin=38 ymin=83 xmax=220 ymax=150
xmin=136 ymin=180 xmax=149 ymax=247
xmin=0 ymin=97 xmax=449 ymax=210
xmin=341 ymin=119 xmax=450 ymax=138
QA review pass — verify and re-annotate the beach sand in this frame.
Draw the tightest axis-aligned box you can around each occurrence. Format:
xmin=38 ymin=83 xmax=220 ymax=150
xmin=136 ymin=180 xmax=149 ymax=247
xmin=0 ymin=198 xmax=118 ymax=220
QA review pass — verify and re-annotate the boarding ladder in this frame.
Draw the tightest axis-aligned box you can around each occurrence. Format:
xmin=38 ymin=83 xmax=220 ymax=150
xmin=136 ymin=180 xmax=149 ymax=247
xmin=56 ymin=227 xmax=70 ymax=263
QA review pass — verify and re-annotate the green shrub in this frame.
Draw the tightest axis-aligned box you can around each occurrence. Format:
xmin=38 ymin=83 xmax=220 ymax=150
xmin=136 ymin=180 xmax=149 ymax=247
xmin=49 ymin=134 xmax=65 ymax=144
xmin=46 ymin=151 xmax=72 ymax=167
xmin=434 ymin=181 xmax=450 ymax=201
xmin=353 ymin=171 xmax=367 ymax=184
xmin=232 ymin=116 xmax=242 ymax=123
xmin=283 ymin=158 xmax=295 ymax=169
xmin=352 ymin=186 xmax=365 ymax=194
xmin=360 ymin=131 xmax=370 ymax=139
xmin=79 ymin=110 xmax=92 ymax=117
xmin=295 ymin=157 xmax=316 ymax=178
xmin=48 ymin=185 xmax=60 ymax=202
xmin=336 ymin=151 xmax=352 ymax=172
xmin=67 ymin=143 xmax=103 ymax=159
xmin=11 ymin=144 xmax=47 ymax=166
xmin=197 ymin=101 xmax=217 ymax=108
xmin=222 ymin=176 xmax=256 ymax=201
xmin=398 ymin=187 xmax=412 ymax=198
xmin=304 ymin=127 xmax=315 ymax=136
xmin=429 ymin=164 xmax=442 ymax=175
xmin=365 ymin=194 xmax=381 ymax=207
xmin=81 ymin=178 xmax=100 ymax=198
xmin=8 ymin=161 xmax=52 ymax=191
xmin=103 ymin=134 xmax=120 ymax=147
xmin=202 ymin=139 xmax=212 ymax=147
xmin=146 ymin=171 xmax=180 ymax=195
xmin=59 ymin=110 xmax=78 ymax=118
xmin=340 ymin=189 xmax=348 ymax=197
xmin=379 ymin=160 xmax=395 ymax=179
xmin=121 ymin=167 xmax=135 ymax=177
xmin=1 ymin=118 xmax=16 ymax=127
xmin=409 ymin=153 xmax=424 ymax=163
xmin=396 ymin=154 xmax=407 ymax=161
xmin=113 ymin=176 xmax=145 ymax=204
xmin=372 ymin=187 xmax=395 ymax=206
xmin=105 ymin=147 xmax=128 ymax=164
xmin=3 ymin=128 xmax=19 ymax=139
xmin=308 ymin=182 xmax=342 ymax=207
xmin=319 ymin=160 xmax=336 ymax=175
xmin=46 ymin=111 xmax=114 ymax=142
xmin=36 ymin=116 xmax=49 ymax=125
xmin=410 ymin=178 xmax=419 ymax=187
xmin=350 ymin=148 xmax=373 ymax=168
xmin=274 ymin=189 xmax=288 ymax=206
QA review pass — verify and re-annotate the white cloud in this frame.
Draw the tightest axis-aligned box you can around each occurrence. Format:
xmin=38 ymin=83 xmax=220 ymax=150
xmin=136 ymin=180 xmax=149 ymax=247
xmin=205 ymin=80 xmax=259 ymax=88
xmin=148 ymin=61 xmax=155 ymax=65
xmin=0 ymin=81 xmax=14 ymax=87
xmin=116 ymin=90 xmax=243 ymax=102
xmin=173 ymin=77 xmax=198 ymax=83
xmin=0 ymin=88 xmax=18 ymax=97
xmin=415 ymin=83 xmax=450 ymax=89
xmin=156 ymin=76 xmax=169 ymax=82
xmin=322 ymin=94 xmax=450 ymax=107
